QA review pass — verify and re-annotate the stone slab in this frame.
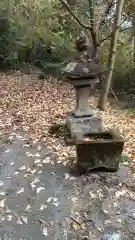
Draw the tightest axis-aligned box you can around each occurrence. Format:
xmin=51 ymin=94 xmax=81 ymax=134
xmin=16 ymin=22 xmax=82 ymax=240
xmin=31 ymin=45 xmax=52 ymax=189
xmin=67 ymin=78 xmax=99 ymax=86
xmin=66 ymin=112 xmax=103 ymax=138
xmin=73 ymin=108 xmax=95 ymax=117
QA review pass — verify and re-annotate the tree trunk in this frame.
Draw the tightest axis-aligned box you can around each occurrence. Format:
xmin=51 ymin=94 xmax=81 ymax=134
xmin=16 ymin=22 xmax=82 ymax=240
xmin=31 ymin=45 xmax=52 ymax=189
xmin=98 ymin=0 xmax=125 ymax=110
xmin=132 ymin=14 xmax=135 ymax=65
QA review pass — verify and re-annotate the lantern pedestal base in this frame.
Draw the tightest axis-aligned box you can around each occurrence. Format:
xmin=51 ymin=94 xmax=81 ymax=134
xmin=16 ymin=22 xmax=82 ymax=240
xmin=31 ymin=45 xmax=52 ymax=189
xmin=66 ymin=112 xmax=103 ymax=139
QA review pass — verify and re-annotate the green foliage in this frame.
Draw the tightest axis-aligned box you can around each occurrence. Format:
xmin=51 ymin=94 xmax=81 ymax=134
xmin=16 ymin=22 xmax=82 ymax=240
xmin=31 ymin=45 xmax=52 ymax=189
xmin=101 ymin=32 xmax=135 ymax=94
xmin=0 ymin=16 xmax=18 ymax=68
xmin=0 ymin=0 xmax=76 ymax=73
xmin=0 ymin=0 xmax=134 ymax=87
xmin=120 ymin=155 xmax=131 ymax=166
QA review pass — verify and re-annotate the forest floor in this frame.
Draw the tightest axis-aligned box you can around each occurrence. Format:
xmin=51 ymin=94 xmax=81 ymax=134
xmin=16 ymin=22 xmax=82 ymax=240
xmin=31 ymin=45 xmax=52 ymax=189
xmin=0 ymin=72 xmax=134 ymax=165
xmin=0 ymin=72 xmax=135 ymax=239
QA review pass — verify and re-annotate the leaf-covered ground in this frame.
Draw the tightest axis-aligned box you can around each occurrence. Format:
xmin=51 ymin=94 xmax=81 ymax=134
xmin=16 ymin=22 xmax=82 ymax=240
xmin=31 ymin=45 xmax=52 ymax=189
xmin=0 ymin=72 xmax=135 ymax=165
xmin=0 ymin=132 xmax=135 ymax=239
xmin=0 ymin=72 xmax=135 ymax=239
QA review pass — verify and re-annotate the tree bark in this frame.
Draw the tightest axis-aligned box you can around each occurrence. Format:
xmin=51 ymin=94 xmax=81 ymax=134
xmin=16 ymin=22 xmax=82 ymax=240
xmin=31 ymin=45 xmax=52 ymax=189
xmin=132 ymin=14 xmax=135 ymax=65
xmin=98 ymin=0 xmax=125 ymax=110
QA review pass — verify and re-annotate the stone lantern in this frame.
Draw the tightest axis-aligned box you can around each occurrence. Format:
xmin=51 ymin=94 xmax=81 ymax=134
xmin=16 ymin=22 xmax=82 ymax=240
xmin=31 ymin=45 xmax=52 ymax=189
xmin=64 ymin=33 xmax=124 ymax=174
xmin=64 ymin=33 xmax=105 ymax=138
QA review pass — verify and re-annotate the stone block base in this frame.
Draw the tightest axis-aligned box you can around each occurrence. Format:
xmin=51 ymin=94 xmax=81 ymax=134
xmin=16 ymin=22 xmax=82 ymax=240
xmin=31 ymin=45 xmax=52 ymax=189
xmin=66 ymin=112 xmax=103 ymax=138
xmin=75 ymin=131 xmax=124 ymax=174
xmin=65 ymin=130 xmax=124 ymax=175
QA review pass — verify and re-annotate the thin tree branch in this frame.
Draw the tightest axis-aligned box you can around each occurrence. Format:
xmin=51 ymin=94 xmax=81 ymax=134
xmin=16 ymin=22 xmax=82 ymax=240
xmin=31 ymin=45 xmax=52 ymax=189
xmin=59 ymin=0 xmax=91 ymax=30
xmin=99 ymin=0 xmax=116 ymax=28
xmin=100 ymin=10 xmax=135 ymax=43
xmin=110 ymin=86 xmax=118 ymax=100
xmin=100 ymin=26 xmax=132 ymax=43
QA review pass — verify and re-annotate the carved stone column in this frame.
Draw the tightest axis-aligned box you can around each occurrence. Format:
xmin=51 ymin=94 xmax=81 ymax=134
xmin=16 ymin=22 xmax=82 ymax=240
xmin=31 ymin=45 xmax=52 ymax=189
xmin=74 ymin=86 xmax=94 ymax=117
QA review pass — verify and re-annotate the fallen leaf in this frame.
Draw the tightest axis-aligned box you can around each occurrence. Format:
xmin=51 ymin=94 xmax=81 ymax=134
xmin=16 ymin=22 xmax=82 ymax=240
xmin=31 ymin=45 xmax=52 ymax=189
xmin=17 ymin=218 xmax=23 ymax=225
xmin=72 ymin=222 xmax=81 ymax=230
xmin=7 ymin=215 xmax=13 ymax=221
xmin=0 ymin=181 xmax=4 ymax=187
xmin=33 ymin=178 xmax=40 ymax=184
xmin=34 ymin=159 xmax=41 ymax=164
xmin=40 ymin=204 xmax=47 ymax=210
xmin=23 ymin=144 xmax=30 ymax=148
xmin=13 ymin=171 xmax=19 ymax=176
xmin=43 ymin=157 xmax=51 ymax=164
xmin=0 ymin=199 xmax=5 ymax=208
xmin=16 ymin=188 xmax=24 ymax=195
xmin=0 ymin=192 xmax=5 ymax=196
xmin=25 ymin=204 xmax=31 ymax=211
xmin=30 ymin=182 xmax=36 ymax=190
xmin=10 ymin=162 xmax=14 ymax=166
xmin=47 ymin=197 xmax=52 ymax=203
xmin=42 ymin=226 xmax=48 ymax=236
xmin=53 ymin=202 xmax=60 ymax=207
xmin=21 ymin=216 xmax=28 ymax=224
xmin=65 ymin=173 xmax=70 ymax=179
xmin=36 ymin=187 xmax=45 ymax=194
xmin=19 ymin=165 xmax=26 ymax=171
xmin=31 ymin=169 xmax=37 ymax=174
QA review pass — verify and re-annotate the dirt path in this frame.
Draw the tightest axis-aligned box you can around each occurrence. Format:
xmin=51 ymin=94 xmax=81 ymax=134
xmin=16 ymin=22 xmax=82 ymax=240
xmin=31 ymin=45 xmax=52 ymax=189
xmin=0 ymin=133 xmax=135 ymax=239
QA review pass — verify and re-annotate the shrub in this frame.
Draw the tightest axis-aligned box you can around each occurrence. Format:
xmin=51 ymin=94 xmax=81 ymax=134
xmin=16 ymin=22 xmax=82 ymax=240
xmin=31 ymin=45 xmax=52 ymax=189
xmin=0 ymin=16 xmax=18 ymax=68
xmin=0 ymin=0 xmax=77 ymax=72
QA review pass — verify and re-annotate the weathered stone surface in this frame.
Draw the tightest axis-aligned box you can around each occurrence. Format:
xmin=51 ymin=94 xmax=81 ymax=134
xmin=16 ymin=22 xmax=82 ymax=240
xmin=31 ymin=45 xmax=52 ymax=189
xmin=64 ymin=60 xmax=104 ymax=79
xmin=75 ymin=131 xmax=124 ymax=172
xmin=74 ymin=86 xmax=94 ymax=117
xmin=66 ymin=112 xmax=103 ymax=138
xmin=67 ymin=77 xmax=99 ymax=87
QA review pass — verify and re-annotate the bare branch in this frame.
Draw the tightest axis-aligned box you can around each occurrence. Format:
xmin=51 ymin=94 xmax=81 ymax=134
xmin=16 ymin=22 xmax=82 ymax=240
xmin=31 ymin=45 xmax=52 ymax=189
xmin=59 ymin=0 xmax=91 ymax=30
xmin=99 ymin=0 xmax=117 ymax=29
xmin=100 ymin=27 xmax=132 ymax=43
xmin=100 ymin=10 xmax=135 ymax=43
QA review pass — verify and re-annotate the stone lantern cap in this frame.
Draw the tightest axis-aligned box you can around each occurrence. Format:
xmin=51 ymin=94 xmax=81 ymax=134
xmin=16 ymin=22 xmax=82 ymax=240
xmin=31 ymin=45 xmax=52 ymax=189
xmin=64 ymin=59 xmax=105 ymax=79
xmin=64 ymin=59 xmax=106 ymax=86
